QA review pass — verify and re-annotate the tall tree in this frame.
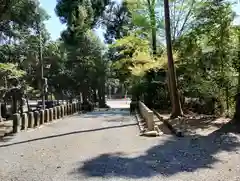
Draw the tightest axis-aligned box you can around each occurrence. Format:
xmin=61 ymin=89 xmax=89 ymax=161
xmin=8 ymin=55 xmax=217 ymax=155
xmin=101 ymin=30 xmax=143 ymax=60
xmin=126 ymin=0 xmax=160 ymax=55
xmin=102 ymin=1 xmax=132 ymax=44
xmin=164 ymin=0 xmax=183 ymax=117
xmin=55 ymin=0 xmax=109 ymax=106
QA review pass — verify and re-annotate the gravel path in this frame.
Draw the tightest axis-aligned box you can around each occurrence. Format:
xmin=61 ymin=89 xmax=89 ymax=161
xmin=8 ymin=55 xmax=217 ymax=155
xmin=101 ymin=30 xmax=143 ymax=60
xmin=0 ymin=100 xmax=240 ymax=181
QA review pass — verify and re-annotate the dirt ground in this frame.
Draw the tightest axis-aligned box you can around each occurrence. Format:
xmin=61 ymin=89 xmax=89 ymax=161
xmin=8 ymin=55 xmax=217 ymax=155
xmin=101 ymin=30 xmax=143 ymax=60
xmin=156 ymin=110 xmax=232 ymax=136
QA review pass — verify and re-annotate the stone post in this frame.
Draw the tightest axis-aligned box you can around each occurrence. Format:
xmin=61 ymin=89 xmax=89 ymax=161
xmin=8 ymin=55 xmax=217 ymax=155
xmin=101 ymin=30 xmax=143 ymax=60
xmin=34 ymin=111 xmax=40 ymax=127
xmin=71 ymin=103 xmax=74 ymax=113
xmin=12 ymin=113 xmax=21 ymax=133
xmin=74 ymin=103 xmax=76 ymax=113
xmin=21 ymin=113 xmax=28 ymax=130
xmin=64 ymin=105 xmax=67 ymax=116
xmin=56 ymin=106 xmax=60 ymax=119
xmin=53 ymin=107 xmax=57 ymax=120
xmin=76 ymin=102 xmax=79 ymax=111
xmin=78 ymin=102 xmax=81 ymax=112
xmin=69 ymin=104 xmax=73 ymax=115
xmin=28 ymin=112 xmax=34 ymax=128
xmin=40 ymin=110 xmax=44 ymax=125
xmin=44 ymin=109 xmax=49 ymax=123
xmin=66 ymin=104 xmax=69 ymax=115
xmin=60 ymin=105 xmax=64 ymax=117
xmin=49 ymin=108 xmax=53 ymax=122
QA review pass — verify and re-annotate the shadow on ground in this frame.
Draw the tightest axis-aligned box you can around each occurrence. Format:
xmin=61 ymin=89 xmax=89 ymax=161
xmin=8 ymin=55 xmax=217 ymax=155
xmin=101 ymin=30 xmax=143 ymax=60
xmin=74 ymin=120 xmax=240 ymax=178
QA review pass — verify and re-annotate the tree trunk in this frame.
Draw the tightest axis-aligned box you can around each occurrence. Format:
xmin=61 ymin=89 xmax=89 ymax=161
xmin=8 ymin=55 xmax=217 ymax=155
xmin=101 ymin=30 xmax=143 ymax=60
xmin=93 ymin=89 xmax=97 ymax=103
xmin=234 ymin=31 xmax=240 ymax=120
xmin=98 ymin=89 xmax=103 ymax=107
xmin=151 ymin=14 xmax=157 ymax=55
xmin=12 ymin=94 xmax=17 ymax=114
xmin=79 ymin=92 xmax=83 ymax=103
xmin=0 ymin=103 xmax=2 ymax=121
xmin=226 ymin=84 xmax=229 ymax=116
xmin=151 ymin=16 xmax=157 ymax=55
xmin=98 ymin=77 xmax=106 ymax=108
xmin=26 ymin=95 xmax=30 ymax=112
xmin=147 ymin=0 xmax=157 ymax=55
xmin=98 ymin=88 xmax=105 ymax=107
xmin=82 ymin=86 xmax=89 ymax=104
xmin=163 ymin=0 xmax=183 ymax=118
xmin=234 ymin=93 xmax=240 ymax=120
xmin=238 ymin=68 xmax=240 ymax=94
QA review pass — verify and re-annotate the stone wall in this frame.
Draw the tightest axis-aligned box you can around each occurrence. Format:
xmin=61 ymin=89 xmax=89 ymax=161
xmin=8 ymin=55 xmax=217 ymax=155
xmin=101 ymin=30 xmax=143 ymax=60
xmin=0 ymin=102 xmax=82 ymax=137
xmin=138 ymin=101 xmax=154 ymax=131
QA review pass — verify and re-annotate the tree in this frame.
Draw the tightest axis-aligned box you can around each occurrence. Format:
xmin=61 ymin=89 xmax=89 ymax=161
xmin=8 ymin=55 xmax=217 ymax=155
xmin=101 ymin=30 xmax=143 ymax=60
xmin=126 ymin=0 xmax=161 ymax=55
xmin=102 ymin=1 xmax=132 ymax=44
xmin=163 ymin=0 xmax=183 ymax=117
xmin=55 ymin=0 xmax=110 ymax=29
xmin=104 ymin=0 xmax=239 ymax=117
xmin=0 ymin=0 xmax=50 ymax=99
xmin=0 ymin=63 xmax=25 ymax=88
xmin=173 ymin=0 xmax=236 ymax=116
xmin=55 ymin=0 xmax=110 ymax=107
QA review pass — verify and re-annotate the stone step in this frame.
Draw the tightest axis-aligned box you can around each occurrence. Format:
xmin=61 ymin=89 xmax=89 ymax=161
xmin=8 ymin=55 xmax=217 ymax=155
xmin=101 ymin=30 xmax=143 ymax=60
xmin=0 ymin=121 xmax=13 ymax=127
xmin=5 ymin=127 xmax=13 ymax=134
xmin=139 ymin=122 xmax=146 ymax=126
xmin=0 ymin=127 xmax=6 ymax=137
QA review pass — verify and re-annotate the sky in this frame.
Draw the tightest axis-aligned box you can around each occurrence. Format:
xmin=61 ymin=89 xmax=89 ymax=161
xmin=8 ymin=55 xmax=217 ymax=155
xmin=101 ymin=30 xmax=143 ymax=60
xmin=40 ymin=0 xmax=66 ymax=40
xmin=41 ymin=0 xmax=240 ymax=41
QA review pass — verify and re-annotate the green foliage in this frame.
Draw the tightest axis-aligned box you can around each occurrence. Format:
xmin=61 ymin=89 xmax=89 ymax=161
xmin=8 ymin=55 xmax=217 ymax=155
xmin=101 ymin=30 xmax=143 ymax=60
xmin=55 ymin=0 xmax=110 ymax=104
xmin=0 ymin=0 xmax=49 ymax=40
xmin=0 ymin=0 xmax=50 ymax=99
xmin=106 ymin=0 xmax=240 ymax=115
xmin=0 ymin=0 xmax=238 ymax=116
xmin=55 ymin=0 xmax=110 ymax=29
xmin=102 ymin=1 xmax=132 ymax=44
xmin=0 ymin=63 xmax=26 ymax=89
xmin=0 ymin=0 xmax=110 ymax=106
xmin=173 ymin=0 xmax=238 ymax=114
xmin=0 ymin=63 xmax=25 ymax=79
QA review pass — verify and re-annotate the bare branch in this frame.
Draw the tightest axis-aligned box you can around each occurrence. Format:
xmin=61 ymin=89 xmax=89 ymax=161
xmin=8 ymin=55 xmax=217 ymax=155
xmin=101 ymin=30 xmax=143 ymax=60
xmin=173 ymin=0 xmax=185 ymax=39
xmin=176 ymin=0 xmax=196 ymax=37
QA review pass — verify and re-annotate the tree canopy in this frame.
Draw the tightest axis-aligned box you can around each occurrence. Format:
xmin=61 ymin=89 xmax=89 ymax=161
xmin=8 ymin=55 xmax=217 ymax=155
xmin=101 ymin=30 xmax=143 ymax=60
xmin=104 ymin=0 xmax=240 ymax=117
